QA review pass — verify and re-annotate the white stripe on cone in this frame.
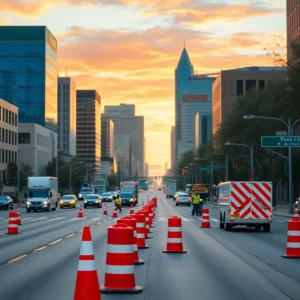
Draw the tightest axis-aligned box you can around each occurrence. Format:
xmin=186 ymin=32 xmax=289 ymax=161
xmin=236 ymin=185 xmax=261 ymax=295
xmin=80 ymin=241 xmax=94 ymax=255
xmin=286 ymin=242 xmax=300 ymax=248
xmin=167 ymin=238 xmax=182 ymax=243
xmin=136 ymin=223 xmax=144 ymax=228
xmin=137 ymin=233 xmax=144 ymax=238
xmin=107 ymin=244 xmax=134 ymax=253
xmin=168 ymin=227 xmax=182 ymax=232
xmin=105 ymin=265 xmax=134 ymax=274
xmin=287 ymin=231 xmax=300 ymax=236
xmin=78 ymin=260 xmax=96 ymax=271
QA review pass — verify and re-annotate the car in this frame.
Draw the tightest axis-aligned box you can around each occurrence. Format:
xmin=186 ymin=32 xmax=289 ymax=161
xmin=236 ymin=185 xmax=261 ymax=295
xmin=175 ymin=192 xmax=191 ymax=206
xmin=173 ymin=192 xmax=180 ymax=201
xmin=119 ymin=192 xmax=137 ymax=206
xmin=0 ymin=196 xmax=13 ymax=210
xmin=109 ymin=191 xmax=118 ymax=198
xmin=84 ymin=194 xmax=102 ymax=208
xmin=60 ymin=195 xmax=77 ymax=208
xmin=101 ymin=192 xmax=113 ymax=202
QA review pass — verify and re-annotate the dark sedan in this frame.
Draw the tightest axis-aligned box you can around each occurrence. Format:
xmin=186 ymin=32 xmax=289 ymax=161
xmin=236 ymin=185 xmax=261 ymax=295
xmin=120 ymin=192 xmax=136 ymax=206
xmin=0 ymin=196 xmax=13 ymax=210
xmin=101 ymin=192 xmax=113 ymax=202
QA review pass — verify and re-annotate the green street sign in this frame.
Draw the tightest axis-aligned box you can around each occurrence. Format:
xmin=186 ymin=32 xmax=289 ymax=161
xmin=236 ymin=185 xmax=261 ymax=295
xmin=261 ymin=136 xmax=300 ymax=147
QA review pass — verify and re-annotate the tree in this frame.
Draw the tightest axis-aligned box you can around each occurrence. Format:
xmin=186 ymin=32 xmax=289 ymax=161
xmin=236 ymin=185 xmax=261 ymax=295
xmin=108 ymin=175 xmax=118 ymax=189
xmin=5 ymin=163 xmax=34 ymax=190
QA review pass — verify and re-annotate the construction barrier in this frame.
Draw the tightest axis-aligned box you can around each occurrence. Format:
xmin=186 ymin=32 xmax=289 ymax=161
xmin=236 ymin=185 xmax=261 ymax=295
xmin=200 ymin=208 xmax=211 ymax=228
xmin=132 ymin=214 xmax=149 ymax=249
xmin=6 ymin=211 xmax=20 ymax=234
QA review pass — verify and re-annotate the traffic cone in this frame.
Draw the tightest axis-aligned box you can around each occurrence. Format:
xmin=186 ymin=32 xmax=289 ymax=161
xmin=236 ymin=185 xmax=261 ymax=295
xmin=103 ymin=204 xmax=108 ymax=215
xmin=74 ymin=226 xmax=102 ymax=300
xmin=6 ymin=211 xmax=20 ymax=234
xmin=282 ymin=209 xmax=300 ymax=258
xmin=140 ymin=209 xmax=152 ymax=237
xmin=200 ymin=208 xmax=211 ymax=228
xmin=112 ymin=207 xmax=118 ymax=218
xmin=78 ymin=205 xmax=84 ymax=218
xmin=130 ymin=204 xmax=134 ymax=215
xmin=16 ymin=207 xmax=22 ymax=225
xmin=101 ymin=223 xmax=143 ymax=294
xmin=117 ymin=216 xmax=144 ymax=265
xmin=132 ymin=214 xmax=149 ymax=249
xmin=163 ymin=216 xmax=186 ymax=253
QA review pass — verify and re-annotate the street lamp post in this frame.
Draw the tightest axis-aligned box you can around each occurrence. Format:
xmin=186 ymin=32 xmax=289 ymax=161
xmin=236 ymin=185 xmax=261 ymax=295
xmin=194 ymin=158 xmax=214 ymax=199
xmin=186 ymin=166 xmax=198 ymax=183
xmin=224 ymin=142 xmax=254 ymax=181
xmin=17 ymin=148 xmax=37 ymax=205
xmin=210 ymin=152 xmax=229 ymax=181
xmin=244 ymin=115 xmax=300 ymax=214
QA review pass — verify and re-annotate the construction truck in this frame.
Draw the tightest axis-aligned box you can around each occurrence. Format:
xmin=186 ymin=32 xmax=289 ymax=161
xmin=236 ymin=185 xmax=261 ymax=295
xmin=217 ymin=181 xmax=272 ymax=232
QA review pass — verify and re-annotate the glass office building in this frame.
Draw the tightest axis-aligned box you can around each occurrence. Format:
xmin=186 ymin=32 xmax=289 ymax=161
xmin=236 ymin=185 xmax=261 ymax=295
xmin=0 ymin=26 xmax=58 ymax=132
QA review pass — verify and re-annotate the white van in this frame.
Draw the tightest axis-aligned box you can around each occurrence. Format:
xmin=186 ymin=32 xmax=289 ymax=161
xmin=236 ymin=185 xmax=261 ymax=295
xmin=25 ymin=177 xmax=58 ymax=212
xmin=217 ymin=181 xmax=272 ymax=232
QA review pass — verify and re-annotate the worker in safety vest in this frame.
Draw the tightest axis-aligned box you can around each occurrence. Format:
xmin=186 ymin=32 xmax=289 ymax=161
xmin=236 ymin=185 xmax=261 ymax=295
xmin=198 ymin=195 xmax=205 ymax=216
xmin=191 ymin=193 xmax=200 ymax=216
xmin=115 ymin=195 xmax=122 ymax=213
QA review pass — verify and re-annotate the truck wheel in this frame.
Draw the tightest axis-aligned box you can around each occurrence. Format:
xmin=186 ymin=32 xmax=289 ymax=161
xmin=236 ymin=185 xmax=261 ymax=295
xmin=219 ymin=213 xmax=224 ymax=229
xmin=224 ymin=215 xmax=231 ymax=231
xmin=263 ymin=224 xmax=270 ymax=232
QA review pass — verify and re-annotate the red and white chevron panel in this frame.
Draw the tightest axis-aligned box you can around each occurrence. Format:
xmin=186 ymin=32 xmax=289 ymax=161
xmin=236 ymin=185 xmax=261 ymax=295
xmin=230 ymin=182 xmax=272 ymax=219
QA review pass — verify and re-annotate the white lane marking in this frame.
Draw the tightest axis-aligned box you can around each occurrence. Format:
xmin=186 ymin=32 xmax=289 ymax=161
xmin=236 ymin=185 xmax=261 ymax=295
xmin=158 ymin=217 xmax=167 ymax=221
xmin=182 ymin=217 xmax=191 ymax=222
xmin=198 ymin=217 xmax=218 ymax=222
xmin=92 ymin=217 xmax=101 ymax=221
xmin=47 ymin=217 xmax=65 ymax=222
xmin=21 ymin=217 xmax=33 ymax=220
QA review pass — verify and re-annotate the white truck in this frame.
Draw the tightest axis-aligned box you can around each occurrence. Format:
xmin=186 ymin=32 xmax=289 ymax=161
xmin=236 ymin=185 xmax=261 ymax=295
xmin=217 ymin=181 xmax=272 ymax=232
xmin=166 ymin=181 xmax=177 ymax=198
xmin=25 ymin=177 xmax=58 ymax=213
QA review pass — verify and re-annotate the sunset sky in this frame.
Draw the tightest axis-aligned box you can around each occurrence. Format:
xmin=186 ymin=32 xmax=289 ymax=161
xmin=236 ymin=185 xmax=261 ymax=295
xmin=0 ymin=0 xmax=286 ymax=176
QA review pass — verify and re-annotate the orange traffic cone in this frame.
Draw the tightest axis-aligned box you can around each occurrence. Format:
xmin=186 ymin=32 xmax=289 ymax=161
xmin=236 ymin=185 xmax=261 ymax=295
xmin=16 ymin=207 xmax=22 ymax=225
xmin=74 ymin=226 xmax=102 ymax=300
xmin=282 ymin=208 xmax=300 ymax=258
xmin=103 ymin=204 xmax=108 ymax=215
xmin=6 ymin=211 xmax=20 ymax=234
xmin=101 ymin=223 xmax=143 ymax=294
xmin=163 ymin=216 xmax=186 ymax=253
xmin=112 ymin=207 xmax=118 ymax=218
xmin=78 ymin=205 xmax=84 ymax=218
xmin=200 ymin=208 xmax=211 ymax=228
xmin=130 ymin=204 xmax=134 ymax=215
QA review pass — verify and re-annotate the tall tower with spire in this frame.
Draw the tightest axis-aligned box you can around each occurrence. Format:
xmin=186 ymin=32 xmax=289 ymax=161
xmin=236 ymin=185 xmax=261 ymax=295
xmin=173 ymin=47 xmax=193 ymax=171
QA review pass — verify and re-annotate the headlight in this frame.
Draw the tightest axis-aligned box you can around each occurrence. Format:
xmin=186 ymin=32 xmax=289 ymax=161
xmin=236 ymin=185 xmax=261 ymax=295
xmin=60 ymin=201 xmax=63 ymax=204
xmin=95 ymin=200 xmax=99 ymax=203
xmin=84 ymin=200 xmax=87 ymax=203
xmin=78 ymin=194 xmax=82 ymax=198
xmin=42 ymin=201 xmax=48 ymax=205
xmin=70 ymin=200 xmax=75 ymax=204
xmin=26 ymin=201 xmax=31 ymax=205
xmin=129 ymin=198 xmax=133 ymax=202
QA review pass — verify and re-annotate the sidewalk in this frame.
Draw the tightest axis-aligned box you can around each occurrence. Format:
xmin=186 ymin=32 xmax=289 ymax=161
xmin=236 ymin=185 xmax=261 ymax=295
xmin=207 ymin=202 xmax=294 ymax=218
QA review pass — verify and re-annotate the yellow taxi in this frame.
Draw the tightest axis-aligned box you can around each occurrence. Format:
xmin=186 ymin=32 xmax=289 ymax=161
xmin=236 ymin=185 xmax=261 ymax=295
xmin=60 ymin=195 xmax=77 ymax=209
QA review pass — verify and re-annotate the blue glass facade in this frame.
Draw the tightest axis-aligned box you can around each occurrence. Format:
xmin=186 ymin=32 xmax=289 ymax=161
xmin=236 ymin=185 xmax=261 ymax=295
xmin=0 ymin=26 xmax=58 ymax=132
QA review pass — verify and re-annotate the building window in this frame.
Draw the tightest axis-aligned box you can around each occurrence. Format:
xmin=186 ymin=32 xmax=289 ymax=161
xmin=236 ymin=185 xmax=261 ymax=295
xmin=5 ymin=109 xmax=8 ymax=124
xmin=236 ymin=80 xmax=243 ymax=96
xmin=2 ymin=109 xmax=5 ymax=122
xmin=258 ymin=80 xmax=265 ymax=90
xmin=246 ymin=80 xmax=256 ymax=91
xmin=18 ymin=133 xmax=31 ymax=144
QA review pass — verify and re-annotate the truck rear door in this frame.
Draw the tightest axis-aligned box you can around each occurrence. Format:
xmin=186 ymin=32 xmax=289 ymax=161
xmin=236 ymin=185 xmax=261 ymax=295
xmin=230 ymin=182 xmax=272 ymax=220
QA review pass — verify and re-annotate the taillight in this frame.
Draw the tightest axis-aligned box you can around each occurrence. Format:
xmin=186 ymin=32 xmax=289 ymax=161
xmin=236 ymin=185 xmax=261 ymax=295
xmin=269 ymin=211 xmax=273 ymax=216
xmin=230 ymin=211 xmax=234 ymax=217
xmin=176 ymin=197 xmax=180 ymax=201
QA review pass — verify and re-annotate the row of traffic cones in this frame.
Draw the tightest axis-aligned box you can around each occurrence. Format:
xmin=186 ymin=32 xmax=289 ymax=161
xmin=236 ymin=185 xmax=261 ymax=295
xmin=74 ymin=197 xmax=158 ymax=299
xmin=7 ymin=207 xmax=22 ymax=234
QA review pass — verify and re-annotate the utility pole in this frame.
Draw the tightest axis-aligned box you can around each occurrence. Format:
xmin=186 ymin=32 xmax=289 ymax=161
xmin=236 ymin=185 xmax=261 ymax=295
xmin=69 ymin=164 xmax=72 ymax=193
xmin=288 ymin=119 xmax=293 ymax=214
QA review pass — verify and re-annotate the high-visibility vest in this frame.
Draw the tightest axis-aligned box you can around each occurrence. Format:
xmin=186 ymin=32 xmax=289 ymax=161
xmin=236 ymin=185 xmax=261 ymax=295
xmin=115 ymin=198 xmax=122 ymax=205
xmin=192 ymin=195 xmax=200 ymax=204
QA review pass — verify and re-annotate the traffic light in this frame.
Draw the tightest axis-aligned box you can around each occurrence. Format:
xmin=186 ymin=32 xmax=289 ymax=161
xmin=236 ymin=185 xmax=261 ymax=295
xmin=181 ymin=168 xmax=185 ymax=175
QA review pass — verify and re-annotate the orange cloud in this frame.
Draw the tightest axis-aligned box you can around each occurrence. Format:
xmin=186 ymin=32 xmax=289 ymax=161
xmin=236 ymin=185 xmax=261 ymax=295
xmin=142 ymin=3 xmax=283 ymax=25
xmin=0 ymin=0 xmax=99 ymax=17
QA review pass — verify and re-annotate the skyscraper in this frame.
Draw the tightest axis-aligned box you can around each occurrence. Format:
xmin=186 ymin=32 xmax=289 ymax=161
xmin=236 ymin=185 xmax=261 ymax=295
xmin=103 ymin=104 xmax=144 ymax=176
xmin=58 ymin=77 xmax=77 ymax=156
xmin=101 ymin=115 xmax=115 ymax=159
xmin=76 ymin=90 xmax=101 ymax=179
xmin=287 ymin=0 xmax=300 ymax=62
xmin=175 ymin=48 xmax=194 ymax=143
xmin=0 ymin=26 xmax=58 ymax=132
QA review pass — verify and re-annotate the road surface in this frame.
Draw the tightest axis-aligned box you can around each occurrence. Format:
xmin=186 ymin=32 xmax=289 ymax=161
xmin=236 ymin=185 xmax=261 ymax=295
xmin=0 ymin=191 xmax=299 ymax=300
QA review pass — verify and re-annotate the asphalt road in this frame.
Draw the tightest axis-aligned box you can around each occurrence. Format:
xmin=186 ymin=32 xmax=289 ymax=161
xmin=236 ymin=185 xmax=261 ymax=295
xmin=0 ymin=191 xmax=299 ymax=300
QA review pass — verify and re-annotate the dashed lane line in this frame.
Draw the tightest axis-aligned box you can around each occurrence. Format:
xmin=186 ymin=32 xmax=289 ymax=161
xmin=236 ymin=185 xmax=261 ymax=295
xmin=34 ymin=246 xmax=48 ymax=252
xmin=8 ymin=255 xmax=27 ymax=264
xmin=48 ymin=238 xmax=63 ymax=246
xmin=65 ymin=233 xmax=75 ymax=239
